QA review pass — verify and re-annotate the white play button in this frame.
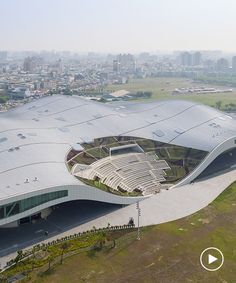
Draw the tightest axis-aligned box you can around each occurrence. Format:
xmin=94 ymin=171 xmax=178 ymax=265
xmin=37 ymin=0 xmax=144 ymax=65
xmin=200 ymin=247 xmax=224 ymax=271
xmin=208 ymin=254 xmax=218 ymax=264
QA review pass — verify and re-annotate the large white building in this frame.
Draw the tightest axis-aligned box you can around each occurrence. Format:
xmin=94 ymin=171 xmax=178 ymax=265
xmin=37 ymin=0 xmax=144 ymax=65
xmin=0 ymin=95 xmax=235 ymax=227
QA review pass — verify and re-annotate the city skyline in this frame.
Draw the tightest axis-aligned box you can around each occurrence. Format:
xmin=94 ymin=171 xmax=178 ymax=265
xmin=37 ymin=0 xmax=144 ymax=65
xmin=1 ymin=0 xmax=236 ymax=53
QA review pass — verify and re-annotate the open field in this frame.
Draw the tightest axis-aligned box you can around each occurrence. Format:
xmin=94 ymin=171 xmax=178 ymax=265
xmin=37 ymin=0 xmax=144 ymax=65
xmin=105 ymin=77 xmax=236 ymax=108
xmin=26 ymin=181 xmax=236 ymax=283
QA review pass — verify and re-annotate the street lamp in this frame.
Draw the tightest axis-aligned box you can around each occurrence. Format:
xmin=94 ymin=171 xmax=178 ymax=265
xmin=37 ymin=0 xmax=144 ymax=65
xmin=136 ymin=201 xmax=141 ymax=240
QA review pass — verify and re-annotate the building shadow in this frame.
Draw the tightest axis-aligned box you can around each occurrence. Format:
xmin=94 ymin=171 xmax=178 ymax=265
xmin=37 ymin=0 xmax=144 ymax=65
xmin=0 ymin=200 xmax=121 ymax=258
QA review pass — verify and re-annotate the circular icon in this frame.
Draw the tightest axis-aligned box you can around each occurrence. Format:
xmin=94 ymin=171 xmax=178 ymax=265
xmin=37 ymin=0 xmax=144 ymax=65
xmin=200 ymin=247 xmax=224 ymax=271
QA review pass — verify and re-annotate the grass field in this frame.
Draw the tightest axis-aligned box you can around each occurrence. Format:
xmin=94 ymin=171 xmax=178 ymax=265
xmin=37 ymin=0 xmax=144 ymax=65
xmin=105 ymin=77 xmax=236 ymax=108
xmin=28 ymin=181 xmax=236 ymax=283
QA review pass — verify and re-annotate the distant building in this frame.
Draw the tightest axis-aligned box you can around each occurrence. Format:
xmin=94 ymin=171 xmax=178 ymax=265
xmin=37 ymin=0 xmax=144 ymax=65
xmin=0 ymin=51 xmax=7 ymax=62
xmin=113 ymin=60 xmax=121 ymax=73
xmin=109 ymin=89 xmax=130 ymax=98
xmin=204 ymin=59 xmax=215 ymax=72
xmin=49 ymin=59 xmax=63 ymax=73
xmin=180 ymin=52 xmax=192 ymax=66
xmin=23 ymin=56 xmax=43 ymax=73
xmin=116 ymin=54 xmax=136 ymax=72
xmin=216 ymin=58 xmax=229 ymax=72
xmin=9 ymin=87 xmax=32 ymax=99
xmin=139 ymin=52 xmax=151 ymax=62
xmin=179 ymin=51 xmax=202 ymax=66
xmin=23 ymin=57 xmax=34 ymax=72
xmin=232 ymin=56 xmax=236 ymax=72
xmin=56 ymin=59 xmax=63 ymax=73
xmin=192 ymin=52 xmax=202 ymax=66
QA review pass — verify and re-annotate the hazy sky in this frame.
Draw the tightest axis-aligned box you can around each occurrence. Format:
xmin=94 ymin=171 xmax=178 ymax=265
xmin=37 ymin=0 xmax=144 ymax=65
xmin=0 ymin=0 xmax=236 ymax=53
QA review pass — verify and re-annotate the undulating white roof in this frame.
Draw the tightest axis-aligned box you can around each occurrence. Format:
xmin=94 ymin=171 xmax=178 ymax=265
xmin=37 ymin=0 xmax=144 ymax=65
xmin=0 ymin=95 xmax=235 ymax=201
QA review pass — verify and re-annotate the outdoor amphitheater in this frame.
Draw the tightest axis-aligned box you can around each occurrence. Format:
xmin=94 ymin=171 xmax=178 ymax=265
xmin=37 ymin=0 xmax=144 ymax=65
xmin=0 ymin=95 xmax=235 ymax=228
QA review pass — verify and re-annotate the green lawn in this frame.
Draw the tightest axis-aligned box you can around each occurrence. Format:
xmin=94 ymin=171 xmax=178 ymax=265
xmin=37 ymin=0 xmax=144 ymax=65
xmin=27 ymin=181 xmax=236 ymax=283
xmin=105 ymin=77 xmax=236 ymax=108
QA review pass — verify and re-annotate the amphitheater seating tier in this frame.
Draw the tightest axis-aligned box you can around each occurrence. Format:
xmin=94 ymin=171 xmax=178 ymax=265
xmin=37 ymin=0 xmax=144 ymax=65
xmin=74 ymin=152 xmax=170 ymax=195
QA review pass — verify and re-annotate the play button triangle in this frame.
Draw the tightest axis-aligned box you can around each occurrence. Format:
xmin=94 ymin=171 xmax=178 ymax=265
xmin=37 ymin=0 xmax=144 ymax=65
xmin=208 ymin=254 xmax=218 ymax=264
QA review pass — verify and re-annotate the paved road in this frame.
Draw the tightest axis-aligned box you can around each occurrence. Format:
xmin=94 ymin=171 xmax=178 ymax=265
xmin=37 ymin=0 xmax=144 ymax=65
xmin=0 ymin=169 xmax=235 ymax=268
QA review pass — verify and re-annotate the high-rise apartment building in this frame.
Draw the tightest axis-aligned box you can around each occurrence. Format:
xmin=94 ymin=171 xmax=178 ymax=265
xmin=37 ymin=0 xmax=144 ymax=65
xmin=179 ymin=51 xmax=202 ymax=66
xmin=216 ymin=58 xmax=229 ymax=72
xmin=232 ymin=56 xmax=236 ymax=72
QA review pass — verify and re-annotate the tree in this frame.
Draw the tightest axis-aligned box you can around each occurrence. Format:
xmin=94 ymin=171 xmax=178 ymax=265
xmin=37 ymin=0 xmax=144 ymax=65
xmin=0 ymin=274 xmax=7 ymax=282
xmin=0 ymin=96 xmax=8 ymax=104
xmin=106 ymin=232 xmax=116 ymax=249
xmin=111 ymin=238 xmax=116 ymax=249
xmin=99 ymin=97 xmax=107 ymax=103
xmin=31 ymin=246 xmax=37 ymax=271
xmin=14 ymin=250 xmax=23 ymax=266
xmin=63 ymin=88 xmax=72 ymax=96
xmin=48 ymin=255 xmax=54 ymax=270
xmin=215 ymin=100 xmax=222 ymax=110
xmin=93 ymin=226 xmax=97 ymax=232
xmin=60 ymin=242 xmax=70 ymax=264
xmin=98 ymin=231 xmax=107 ymax=249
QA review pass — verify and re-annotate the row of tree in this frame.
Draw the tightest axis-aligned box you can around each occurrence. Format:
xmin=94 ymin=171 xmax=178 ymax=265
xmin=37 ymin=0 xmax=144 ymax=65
xmin=6 ymin=224 xmax=135 ymax=268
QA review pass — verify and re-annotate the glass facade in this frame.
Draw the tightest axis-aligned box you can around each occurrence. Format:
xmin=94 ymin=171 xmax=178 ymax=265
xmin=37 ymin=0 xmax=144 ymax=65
xmin=0 ymin=190 xmax=68 ymax=219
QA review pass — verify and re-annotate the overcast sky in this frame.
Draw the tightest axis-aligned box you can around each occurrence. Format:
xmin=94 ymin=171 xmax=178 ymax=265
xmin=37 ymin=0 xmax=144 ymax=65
xmin=0 ymin=0 xmax=236 ymax=53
